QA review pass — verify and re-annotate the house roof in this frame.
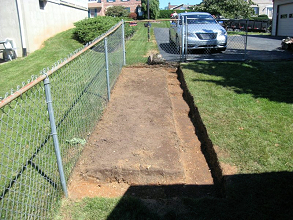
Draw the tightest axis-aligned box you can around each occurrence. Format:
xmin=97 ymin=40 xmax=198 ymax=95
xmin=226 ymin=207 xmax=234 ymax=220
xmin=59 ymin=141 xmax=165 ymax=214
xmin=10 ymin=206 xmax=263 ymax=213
xmin=168 ymin=4 xmax=177 ymax=10
xmin=169 ymin=4 xmax=195 ymax=10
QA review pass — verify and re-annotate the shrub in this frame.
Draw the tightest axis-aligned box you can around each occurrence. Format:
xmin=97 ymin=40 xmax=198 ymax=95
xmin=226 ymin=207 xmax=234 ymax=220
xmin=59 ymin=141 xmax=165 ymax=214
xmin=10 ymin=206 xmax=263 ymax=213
xmin=258 ymin=14 xmax=269 ymax=18
xmin=249 ymin=15 xmax=271 ymax=21
xmin=106 ymin=6 xmax=129 ymax=17
xmin=129 ymin=12 xmax=137 ymax=20
xmin=73 ymin=16 xmax=136 ymax=44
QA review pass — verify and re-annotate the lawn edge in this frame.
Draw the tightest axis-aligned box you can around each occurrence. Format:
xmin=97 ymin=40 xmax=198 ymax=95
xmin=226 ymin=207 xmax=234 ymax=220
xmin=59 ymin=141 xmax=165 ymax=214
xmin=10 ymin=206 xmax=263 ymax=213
xmin=176 ymin=66 xmax=225 ymax=197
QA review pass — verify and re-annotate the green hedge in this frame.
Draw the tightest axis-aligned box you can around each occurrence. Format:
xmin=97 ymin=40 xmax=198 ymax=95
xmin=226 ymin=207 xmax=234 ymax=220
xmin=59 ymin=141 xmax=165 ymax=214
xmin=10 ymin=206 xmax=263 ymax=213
xmin=73 ymin=16 xmax=136 ymax=44
xmin=250 ymin=16 xmax=271 ymax=21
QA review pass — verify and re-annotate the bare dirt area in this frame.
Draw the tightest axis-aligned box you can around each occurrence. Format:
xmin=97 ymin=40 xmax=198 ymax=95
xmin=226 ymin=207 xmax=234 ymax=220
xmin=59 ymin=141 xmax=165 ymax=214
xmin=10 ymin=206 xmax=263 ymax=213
xmin=68 ymin=66 xmax=214 ymax=199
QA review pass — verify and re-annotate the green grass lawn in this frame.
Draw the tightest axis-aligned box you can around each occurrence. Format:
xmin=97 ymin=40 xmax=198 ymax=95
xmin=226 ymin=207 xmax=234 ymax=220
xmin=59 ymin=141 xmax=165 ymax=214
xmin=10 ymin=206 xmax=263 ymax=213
xmin=182 ymin=61 xmax=293 ymax=174
xmin=0 ymin=29 xmax=82 ymax=98
xmin=55 ymin=22 xmax=292 ymax=219
xmin=55 ymin=197 xmax=161 ymax=220
xmin=125 ymin=20 xmax=170 ymax=65
xmin=55 ymin=60 xmax=293 ymax=219
xmin=1 ymin=20 xmax=292 ymax=219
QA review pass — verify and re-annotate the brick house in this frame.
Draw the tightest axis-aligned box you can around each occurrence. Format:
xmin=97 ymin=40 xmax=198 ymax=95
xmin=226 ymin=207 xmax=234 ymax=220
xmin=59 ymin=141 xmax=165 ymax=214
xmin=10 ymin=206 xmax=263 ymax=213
xmin=88 ymin=0 xmax=141 ymax=17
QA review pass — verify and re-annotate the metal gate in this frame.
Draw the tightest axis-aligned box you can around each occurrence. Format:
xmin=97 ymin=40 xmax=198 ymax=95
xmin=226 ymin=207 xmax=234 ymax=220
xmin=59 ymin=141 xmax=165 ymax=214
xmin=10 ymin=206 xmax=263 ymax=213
xmin=168 ymin=14 xmax=248 ymax=61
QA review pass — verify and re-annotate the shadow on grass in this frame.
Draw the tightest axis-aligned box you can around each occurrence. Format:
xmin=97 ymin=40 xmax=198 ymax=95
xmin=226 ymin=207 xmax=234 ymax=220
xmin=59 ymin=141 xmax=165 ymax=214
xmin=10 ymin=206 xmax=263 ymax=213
xmin=183 ymin=61 xmax=293 ymax=104
xmin=107 ymin=171 xmax=293 ymax=220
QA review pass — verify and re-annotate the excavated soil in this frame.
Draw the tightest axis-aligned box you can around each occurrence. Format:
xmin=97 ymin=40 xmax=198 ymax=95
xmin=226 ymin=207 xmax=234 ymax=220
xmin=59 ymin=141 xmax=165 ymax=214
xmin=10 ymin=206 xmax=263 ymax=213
xmin=68 ymin=66 xmax=214 ymax=199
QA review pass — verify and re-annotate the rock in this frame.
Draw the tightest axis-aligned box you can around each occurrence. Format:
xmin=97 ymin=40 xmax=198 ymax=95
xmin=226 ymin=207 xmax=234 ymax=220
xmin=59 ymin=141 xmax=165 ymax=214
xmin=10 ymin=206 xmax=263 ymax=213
xmin=281 ymin=37 xmax=293 ymax=50
xmin=147 ymin=53 xmax=165 ymax=65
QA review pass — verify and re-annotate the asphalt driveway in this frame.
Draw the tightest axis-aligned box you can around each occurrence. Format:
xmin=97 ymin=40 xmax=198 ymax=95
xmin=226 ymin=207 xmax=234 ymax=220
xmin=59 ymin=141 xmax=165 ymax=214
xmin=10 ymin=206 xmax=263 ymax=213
xmin=246 ymin=35 xmax=293 ymax=60
xmin=154 ymin=28 xmax=293 ymax=61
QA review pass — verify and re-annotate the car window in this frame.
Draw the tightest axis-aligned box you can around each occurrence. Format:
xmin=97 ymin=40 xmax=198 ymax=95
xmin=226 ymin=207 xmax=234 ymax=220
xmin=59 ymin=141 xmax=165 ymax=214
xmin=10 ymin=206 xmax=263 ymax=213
xmin=178 ymin=14 xmax=217 ymax=25
xmin=188 ymin=18 xmax=217 ymax=24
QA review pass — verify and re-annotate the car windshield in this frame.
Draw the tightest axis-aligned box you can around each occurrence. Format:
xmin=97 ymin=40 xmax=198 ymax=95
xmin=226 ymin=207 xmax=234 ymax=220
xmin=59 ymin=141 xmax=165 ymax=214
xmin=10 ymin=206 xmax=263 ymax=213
xmin=180 ymin=14 xmax=217 ymax=24
xmin=188 ymin=18 xmax=217 ymax=24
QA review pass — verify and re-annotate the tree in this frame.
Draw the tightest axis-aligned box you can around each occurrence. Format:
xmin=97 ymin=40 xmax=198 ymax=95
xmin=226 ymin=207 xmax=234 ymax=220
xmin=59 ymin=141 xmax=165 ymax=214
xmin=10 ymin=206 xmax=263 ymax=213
xmin=105 ymin=6 xmax=129 ymax=17
xmin=194 ymin=0 xmax=255 ymax=19
xmin=141 ymin=0 xmax=160 ymax=19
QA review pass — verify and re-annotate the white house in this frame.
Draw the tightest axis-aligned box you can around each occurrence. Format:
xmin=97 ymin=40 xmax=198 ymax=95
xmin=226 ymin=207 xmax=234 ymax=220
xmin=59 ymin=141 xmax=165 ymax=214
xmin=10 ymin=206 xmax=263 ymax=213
xmin=249 ymin=0 xmax=274 ymax=18
xmin=0 ymin=0 xmax=88 ymax=58
xmin=271 ymin=0 xmax=293 ymax=36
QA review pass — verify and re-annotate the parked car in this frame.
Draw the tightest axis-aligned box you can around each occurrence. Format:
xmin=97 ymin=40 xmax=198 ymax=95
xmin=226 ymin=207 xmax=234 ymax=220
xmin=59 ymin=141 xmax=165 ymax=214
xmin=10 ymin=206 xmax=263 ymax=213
xmin=169 ymin=12 xmax=227 ymax=52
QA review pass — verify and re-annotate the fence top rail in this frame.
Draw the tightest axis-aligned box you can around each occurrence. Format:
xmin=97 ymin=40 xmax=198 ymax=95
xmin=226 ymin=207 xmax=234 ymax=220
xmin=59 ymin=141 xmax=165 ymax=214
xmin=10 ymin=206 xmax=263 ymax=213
xmin=125 ymin=19 xmax=177 ymax=23
xmin=0 ymin=20 xmax=123 ymax=109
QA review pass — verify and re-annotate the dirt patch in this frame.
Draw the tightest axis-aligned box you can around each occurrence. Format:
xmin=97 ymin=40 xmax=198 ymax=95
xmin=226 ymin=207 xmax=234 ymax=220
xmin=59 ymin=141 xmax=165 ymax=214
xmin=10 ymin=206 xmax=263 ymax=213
xmin=68 ymin=66 xmax=214 ymax=199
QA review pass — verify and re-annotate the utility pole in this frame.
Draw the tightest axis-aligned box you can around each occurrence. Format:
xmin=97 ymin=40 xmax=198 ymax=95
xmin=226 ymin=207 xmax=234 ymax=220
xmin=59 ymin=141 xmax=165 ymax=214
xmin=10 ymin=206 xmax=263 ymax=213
xmin=147 ymin=0 xmax=150 ymax=42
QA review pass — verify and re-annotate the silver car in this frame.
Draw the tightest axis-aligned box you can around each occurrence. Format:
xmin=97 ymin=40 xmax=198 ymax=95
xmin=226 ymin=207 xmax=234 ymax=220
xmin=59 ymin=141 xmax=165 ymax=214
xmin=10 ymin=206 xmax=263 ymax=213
xmin=169 ymin=12 xmax=227 ymax=52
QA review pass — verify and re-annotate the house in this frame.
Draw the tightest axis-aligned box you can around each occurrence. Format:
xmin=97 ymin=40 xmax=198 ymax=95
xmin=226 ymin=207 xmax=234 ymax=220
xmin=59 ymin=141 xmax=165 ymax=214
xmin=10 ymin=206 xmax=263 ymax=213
xmin=248 ymin=0 xmax=274 ymax=19
xmin=0 ymin=0 xmax=88 ymax=58
xmin=88 ymin=0 xmax=141 ymax=17
xmin=271 ymin=0 xmax=293 ymax=36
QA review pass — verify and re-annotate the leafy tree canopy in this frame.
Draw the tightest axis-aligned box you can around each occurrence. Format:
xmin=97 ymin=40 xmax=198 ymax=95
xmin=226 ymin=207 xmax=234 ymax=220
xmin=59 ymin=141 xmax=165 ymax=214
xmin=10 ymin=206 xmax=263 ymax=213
xmin=141 ymin=0 xmax=160 ymax=19
xmin=194 ymin=0 xmax=255 ymax=19
xmin=105 ymin=6 xmax=129 ymax=17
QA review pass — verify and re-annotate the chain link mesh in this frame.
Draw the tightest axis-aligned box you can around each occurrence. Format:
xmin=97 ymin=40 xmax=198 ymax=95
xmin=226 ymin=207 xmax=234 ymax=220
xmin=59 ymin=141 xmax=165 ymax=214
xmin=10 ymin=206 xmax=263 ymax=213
xmin=0 ymin=18 xmax=249 ymax=218
xmin=106 ymin=25 xmax=124 ymax=89
xmin=0 ymin=22 xmax=124 ymax=219
xmin=183 ymin=19 xmax=247 ymax=61
xmin=126 ymin=19 xmax=247 ymax=64
xmin=0 ymin=81 xmax=60 ymax=219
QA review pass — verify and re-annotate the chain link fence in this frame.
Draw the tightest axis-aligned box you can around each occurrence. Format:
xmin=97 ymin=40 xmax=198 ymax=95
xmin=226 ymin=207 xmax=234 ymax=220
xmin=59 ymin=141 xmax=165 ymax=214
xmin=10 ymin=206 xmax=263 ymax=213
xmin=0 ymin=21 xmax=125 ymax=219
xmin=125 ymin=18 xmax=248 ymax=64
xmin=0 ymin=17 xmax=250 ymax=219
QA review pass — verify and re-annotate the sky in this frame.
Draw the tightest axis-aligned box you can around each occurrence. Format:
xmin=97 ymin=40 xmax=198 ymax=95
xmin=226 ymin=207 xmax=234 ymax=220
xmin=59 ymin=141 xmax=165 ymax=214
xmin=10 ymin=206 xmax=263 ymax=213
xmin=159 ymin=0 xmax=203 ymax=9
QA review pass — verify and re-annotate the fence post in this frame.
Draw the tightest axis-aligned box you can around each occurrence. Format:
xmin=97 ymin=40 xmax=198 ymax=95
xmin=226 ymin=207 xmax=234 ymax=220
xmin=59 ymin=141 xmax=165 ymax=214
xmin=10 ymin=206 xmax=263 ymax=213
xmin=104 ymin=38 xmax=111 ymax=101
xmin=122 ymin=19 xmax=126 ymax=65
xmin=244 ymin=19 xmax=248 ymax=61
xmin=181 ymin=16 xmax=185 ymax=61
xmin=43 ymin=76 xmax=68 ymax=197
xmin=185 ymin=18 xmax=188 ymax=61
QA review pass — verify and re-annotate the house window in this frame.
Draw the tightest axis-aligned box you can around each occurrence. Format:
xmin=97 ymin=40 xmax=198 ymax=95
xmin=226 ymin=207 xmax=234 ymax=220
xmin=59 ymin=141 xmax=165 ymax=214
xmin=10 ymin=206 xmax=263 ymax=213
xmin=89 ymin=8 xmax=98 ymax=18
xmin=125 ymin=7 xmax=130 ymax=12
xmin=121 ymin=0 xmax=130 ymax=1
xmin=252 ymin=7 xmax=259 ymax=15
xmin=280 ymin=14 xmax=287 ymax=19
xmin=107 ymin=0 xmax=116 ymax=2
xmin=267 ymin=7 xmax=273 ymax=18
xmin=39 ymin=0 xmax=47 ymax=10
